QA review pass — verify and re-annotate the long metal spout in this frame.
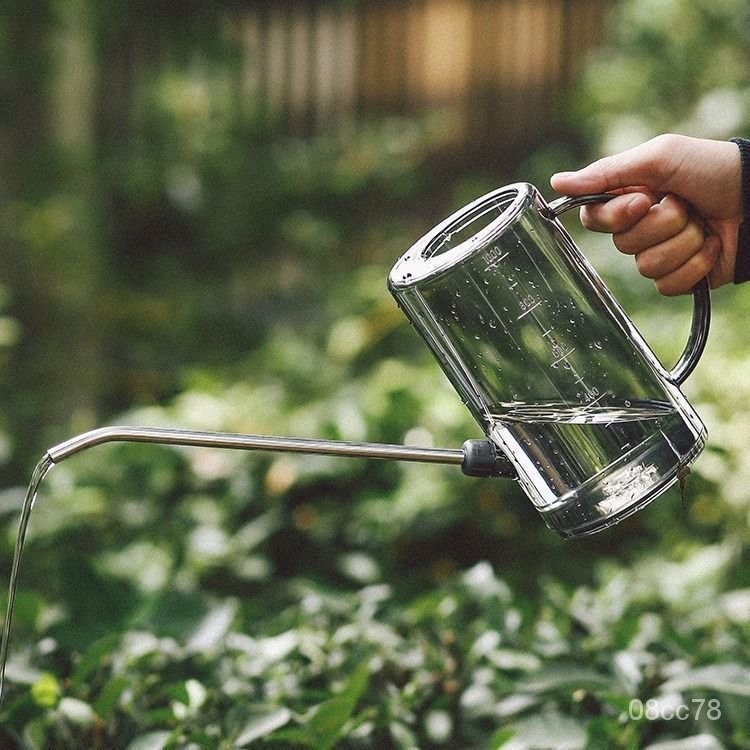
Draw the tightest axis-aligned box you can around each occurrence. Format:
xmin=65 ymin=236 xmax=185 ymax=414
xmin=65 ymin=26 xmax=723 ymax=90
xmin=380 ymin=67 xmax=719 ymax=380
xmin=46 ymin=426 xmax=515 ymax=478
xmin=47 ymin=426 xmax=465 ymax=464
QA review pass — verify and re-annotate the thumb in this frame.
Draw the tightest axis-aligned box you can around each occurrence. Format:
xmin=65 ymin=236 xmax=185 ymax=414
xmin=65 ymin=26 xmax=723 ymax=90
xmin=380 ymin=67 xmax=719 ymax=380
xmin=550 ymin=136 xmax=680 ymax=197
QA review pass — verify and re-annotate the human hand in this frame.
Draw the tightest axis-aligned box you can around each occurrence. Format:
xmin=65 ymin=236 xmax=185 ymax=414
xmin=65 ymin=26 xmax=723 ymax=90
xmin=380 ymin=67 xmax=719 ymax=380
xmin=550 ymin=134 xmax=742 ymax=295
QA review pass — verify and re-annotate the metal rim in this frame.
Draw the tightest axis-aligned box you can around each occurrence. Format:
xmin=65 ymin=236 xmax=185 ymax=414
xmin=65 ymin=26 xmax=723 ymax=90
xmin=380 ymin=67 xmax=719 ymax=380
xmin=388 ymin=183 xmax=531 ymax=289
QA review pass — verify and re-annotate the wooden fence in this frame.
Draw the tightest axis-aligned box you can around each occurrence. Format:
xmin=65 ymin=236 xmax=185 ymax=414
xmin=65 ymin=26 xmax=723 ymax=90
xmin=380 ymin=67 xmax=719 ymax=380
xmin=49 ymin=0 xmax=615 ymax=171
xmin=234 ymin=0 xmax=614 ymax=162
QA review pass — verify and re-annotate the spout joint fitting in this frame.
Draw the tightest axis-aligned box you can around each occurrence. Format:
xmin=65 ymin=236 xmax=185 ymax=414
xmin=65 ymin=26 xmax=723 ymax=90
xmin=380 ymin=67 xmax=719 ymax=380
xmin=461 ymin=439 xmax=516 ymax=478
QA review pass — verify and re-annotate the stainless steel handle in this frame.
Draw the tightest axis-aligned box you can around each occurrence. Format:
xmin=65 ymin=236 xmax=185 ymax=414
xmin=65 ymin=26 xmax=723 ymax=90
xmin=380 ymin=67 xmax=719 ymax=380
xmin=548 ymin=192 xmax=711 ymax=385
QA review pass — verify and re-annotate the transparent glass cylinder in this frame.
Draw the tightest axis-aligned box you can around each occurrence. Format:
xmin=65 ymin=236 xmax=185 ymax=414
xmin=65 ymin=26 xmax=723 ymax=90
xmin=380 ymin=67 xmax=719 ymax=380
xmin=389 ymin=183 xmax=707 ymax=538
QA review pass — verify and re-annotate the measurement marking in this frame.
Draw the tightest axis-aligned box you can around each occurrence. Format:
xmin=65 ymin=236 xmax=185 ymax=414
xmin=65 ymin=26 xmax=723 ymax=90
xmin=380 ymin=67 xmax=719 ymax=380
xmin=484 ymin=251 xmax=509 ymax=272
xmin=586 ymin=391 xmax=608 ymax=407
xmin=550 ymin=346 xmax=575 ymax=367
xmin=517 ymin=300 xmax=543 ymax=319
xmin=574 ymin=375 xmax=586 ymax=386
xmin=542 ymin=328 xmax=554 ymax=339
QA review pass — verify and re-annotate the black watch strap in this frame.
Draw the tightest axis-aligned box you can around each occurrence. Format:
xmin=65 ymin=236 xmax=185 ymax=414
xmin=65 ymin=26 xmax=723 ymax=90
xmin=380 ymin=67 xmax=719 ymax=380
xmin=730 ymin=137 xmax=750 ymax=283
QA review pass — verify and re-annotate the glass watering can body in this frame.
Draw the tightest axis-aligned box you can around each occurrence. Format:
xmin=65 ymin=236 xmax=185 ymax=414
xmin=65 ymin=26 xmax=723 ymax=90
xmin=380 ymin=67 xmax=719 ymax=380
xmin=388 ymin=183 xmax=708 ymax=538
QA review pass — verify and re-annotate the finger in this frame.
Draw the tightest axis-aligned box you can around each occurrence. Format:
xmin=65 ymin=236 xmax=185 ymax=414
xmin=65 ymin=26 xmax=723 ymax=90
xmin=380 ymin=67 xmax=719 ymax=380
xmin=578 ymin=192 xmax=653 ymax=233
xmin=552 ymin=135 xmax=741 ymax=226
xmin=550 ymin=137 xmax=678 ymax=195
xmin=614 ymin=194 xmax=691 ymax=255
xmin=652 ymin=236 xmax=720 ymax=296
xmin=632 ymin=219 xmax=706 ymax=279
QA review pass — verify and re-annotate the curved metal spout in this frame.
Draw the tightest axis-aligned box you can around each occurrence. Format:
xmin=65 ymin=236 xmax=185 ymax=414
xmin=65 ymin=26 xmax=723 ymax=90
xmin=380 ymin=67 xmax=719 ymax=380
xmin=47 ymin=426 xmax=464 ymax=464
xmin=46 ymin=426 xmax=516 ymax=478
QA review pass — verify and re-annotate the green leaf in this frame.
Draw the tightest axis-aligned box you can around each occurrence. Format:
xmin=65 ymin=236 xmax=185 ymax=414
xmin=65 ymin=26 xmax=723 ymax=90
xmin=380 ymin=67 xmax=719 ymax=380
xmin=30 ymin=673 xmax=60 ymax=708
xmin=93 ymin=675 xmax=130 ymax=720
xmin=267 ymin=727 xmax=314 ymax=746
xmin=660 ymin=663 xmax=750 ymax=697
xmin=134 ymin=588 xmax=211 ymax=640
xmin=390 ymin=721 xmax=420 ymax=748
xmin=304 ymin=661 xmax=370 ymax=750
xmin=642 ymin=735 xmax=725 ymax=750
xmin=515 ymin=665 xmax=613 ymax=695
xmin=488 ymin=727 xmax=516 ymax=750
xmin=186 ymin=600 xmax=237 ymax=652
xmin=21 ymin=716 xmax=47 ymax=750
xmin=500 ymin=710 xmax=588 ymax=749
xmin=0 ymin=590 xmax=42 ymax=632
xmin=124 ymin=731 xmax=172 ymax=750
xmin=58 ymin=697 xmax=96 ymax=727
xmin=234 ymin=707 xmax=293 ymax=746
xmin=52 ymin=554 xmax=138 ymax=648
xmin=70 ymin=633 xmax=121 ymax=686
xmin=170 ymin=678 xmax=208 ymax=720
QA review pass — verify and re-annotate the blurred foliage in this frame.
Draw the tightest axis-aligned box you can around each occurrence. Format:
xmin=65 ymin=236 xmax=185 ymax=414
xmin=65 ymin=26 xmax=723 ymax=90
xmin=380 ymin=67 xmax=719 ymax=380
xmin=1 ymin=0 xmax=750 ymax=747
xmin=573 ymin=0 xmax=750 ymax=151
xmin=1 ymin=290 xmax=749 ymax=748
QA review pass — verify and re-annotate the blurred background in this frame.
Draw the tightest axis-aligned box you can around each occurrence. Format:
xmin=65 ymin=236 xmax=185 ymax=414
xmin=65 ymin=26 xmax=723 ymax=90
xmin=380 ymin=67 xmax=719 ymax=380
xmin=1 ymin=0 xmax=750 ymax=747
xmin=0 ymin=0 xmax=612 ymax=474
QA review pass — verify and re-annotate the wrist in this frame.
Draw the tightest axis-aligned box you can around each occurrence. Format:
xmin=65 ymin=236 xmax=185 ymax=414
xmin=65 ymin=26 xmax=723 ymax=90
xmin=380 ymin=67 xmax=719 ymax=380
xmin=730 ymin=137 xmax=750 ymax=283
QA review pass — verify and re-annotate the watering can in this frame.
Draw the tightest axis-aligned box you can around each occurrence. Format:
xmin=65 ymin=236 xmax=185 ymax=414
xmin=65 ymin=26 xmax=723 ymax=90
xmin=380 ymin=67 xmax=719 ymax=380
xmin=47 ymin=184 xmax=710 ymax=539
xmin=389 ymin=183 xmax=709 ymax=537
xmin=1 ymin=182 xmax=714 ymax=705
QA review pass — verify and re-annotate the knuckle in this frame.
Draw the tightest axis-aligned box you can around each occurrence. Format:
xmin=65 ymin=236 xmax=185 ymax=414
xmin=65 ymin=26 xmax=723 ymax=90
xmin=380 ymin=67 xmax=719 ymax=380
xmin=613 ymin=232 xmax=637 ymax=255
xmin=614 ymin=239 xmax=632 ymax=255
xmin=579 ymin=203 xmax=614 ymax=232
xmin=684 ymin=220 xmax=705 ymax=246
xmin=579 ymin=206 xmax=597 ymax=230
xmin=650 ymin=133 xmax=683 ymax=153
xmin=657 ymin=197 xmax=689 ymax=234
xmin=635 ymin=251 xmax=659 ymax=278
xmin=655 ymin=277 xmax=683 ymax=296
xmin=695 ymin=247 xmax=716 ymax=277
